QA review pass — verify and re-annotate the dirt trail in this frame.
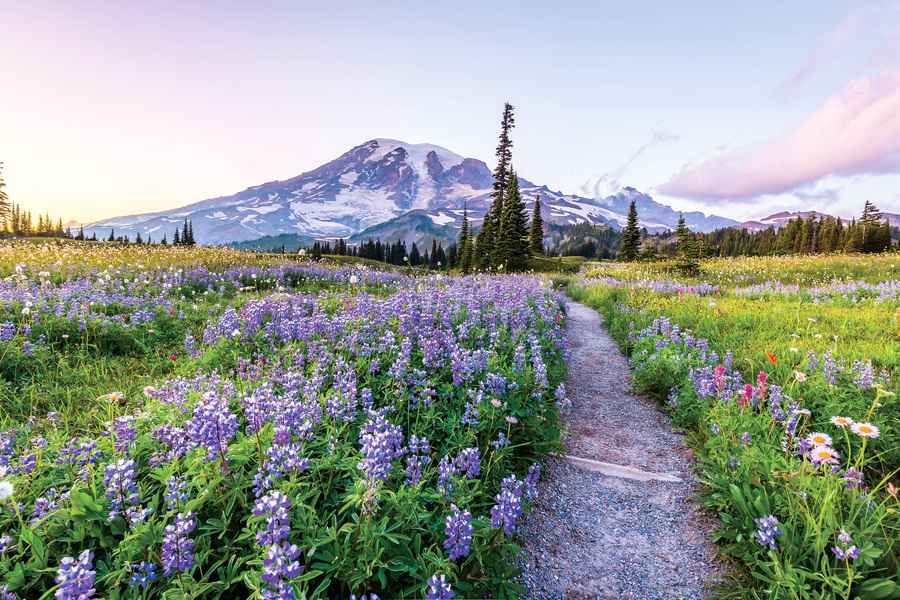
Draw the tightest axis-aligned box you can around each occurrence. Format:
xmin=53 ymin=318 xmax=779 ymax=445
xmin=519 ymin=300 xmax=721 ymax=600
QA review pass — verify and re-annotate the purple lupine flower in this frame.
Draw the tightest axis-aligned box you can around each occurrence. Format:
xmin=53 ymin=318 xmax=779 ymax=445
xmin=129 ymin=561 xmax=158 ymax=589
xmin=125 ymin=506 xmax=154 ymax=527
xmin=754 ymin=515 xmax=783 ymax=550
xmin=768 ymin=385 xmax=785 ymax=422
xmin=443 ymin=504 xmax=473 ymax=561
xmin=425 ymin=574 xmax=455 ymax=600
xmin=822 ymin=351 xmax=839 ymax=385
xmin=165 ymin=476 xmax=188 ymax=511
xmin=162 ymin=512 xmax=197 ymax=576
xmin=453 ymin=448 xmax=480 ymax=479
xmin=831 ymin=529 xmax=860 ymax=561
xmin=350 ymin=594 xmax=380 ymax=600
xmin=188 ymin=391 xmax=239 ymax=464
xmin=404 ymin=435 xmax=430 ymax=486
xmin=805 ymin=350 xmax=818 ymax=370
xmin=1 ymin=584 xmax=16 ymax=600
xmin=57 ymin=438 xmax=101 ymax=467
xmin=0 ymin=535 xmax=11 ymax=556
xmin=112 ymin=416 xmax=136 ymax=454
xmin=103 ymin=458 xmax=139 ymax=520
xmin=253 ymin=440 xmax=310 ymax=498
xmin=253 ymin=491 xmax=292 ymax=547
xmin=491 ymin=432 xmax=509 ymax=449
xmin=851 ymin=360 xmax=875 ymax=391
xmin=437 ymin=455 xmax=457 ymax=497
xmin=741 ymin=432 xmax=752 ymax=446
xmin=360 ymin=388 xmax=374 ymax=412
xmin=357 ymin=414 xmax=404 ymax=482
xmin=55 ymin=550 xmax=96 ymax=600
xmin=30 ymin=491 xmax=60 ymax=526
xmin=460 ymin=400 xmax=480 ymax=427
xmin=490 ymin=475 xmax=524 ymax=535
xmin=524 ymin=463 xmax=541 ymax=500
xmin=842 ymin=467 xmax=865 ymax=490
xmin=261 ymin=541 xmax=303 ymax=589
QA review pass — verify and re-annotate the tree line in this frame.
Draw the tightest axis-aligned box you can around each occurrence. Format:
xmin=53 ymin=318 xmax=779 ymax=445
xmin=616 ymin=200 xmax=896 ymax=265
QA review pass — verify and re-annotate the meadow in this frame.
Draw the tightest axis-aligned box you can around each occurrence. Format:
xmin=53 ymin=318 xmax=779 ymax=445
xmin=573 ymin=254 xmax=899 ymax=600
xmin=0 ymin=240 xmax=567 ymax=599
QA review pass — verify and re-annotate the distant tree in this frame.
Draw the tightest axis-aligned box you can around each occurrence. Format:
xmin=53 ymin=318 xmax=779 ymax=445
xmin=0 ymin=163 xmax=10 ymax=229
xmin=135 ymin=232 xmax=143 ymax=244
xmin=496 ymin=170 xmax=529 ymax=271
xmin=675 ymin=214 xmax=699 ymax=274
xmin=618 ymin=200 xmax=641 ymax=261
xmin=173 ymin=228 xmax=181 ymax=245
xmin=529 ymin=194 xmax=545 ymax=255
xmin=477 ymin=102 xmax=515 ymax=268
xmin=458 ymin=202 xmax=473 ymax=274
xmin=108 ymin=228 xmax=116 ymax=242
xmin=409 ymin=242 xmax=421 ymax=266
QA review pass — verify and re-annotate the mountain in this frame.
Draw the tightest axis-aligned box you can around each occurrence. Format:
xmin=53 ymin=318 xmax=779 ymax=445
xmin=742 ymin=210 xmax=900 ymax=232
xmin=84 ymin=138 xmax=738 ymax=245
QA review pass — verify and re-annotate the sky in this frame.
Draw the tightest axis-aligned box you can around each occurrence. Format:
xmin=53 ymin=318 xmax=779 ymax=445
xmin=2 ymin=0 xmax=900 ymax=224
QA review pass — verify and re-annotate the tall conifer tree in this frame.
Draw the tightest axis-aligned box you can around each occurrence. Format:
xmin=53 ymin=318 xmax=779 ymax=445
xmin=477 ymin=102 xmax=515 ymax=268
xmin=529 ymin=194 xmax=544 ymax=255
xmin=618 ymin=200 xmax=640 ymax=261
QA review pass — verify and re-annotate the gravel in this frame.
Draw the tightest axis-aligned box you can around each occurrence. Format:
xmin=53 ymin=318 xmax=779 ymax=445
xmin=518 ymin=300 xmax=721 ymax=600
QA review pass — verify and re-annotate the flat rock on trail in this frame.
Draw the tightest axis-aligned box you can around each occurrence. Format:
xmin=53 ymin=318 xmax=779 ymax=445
xmin=519 ymin=300 xmax=721 ymax=600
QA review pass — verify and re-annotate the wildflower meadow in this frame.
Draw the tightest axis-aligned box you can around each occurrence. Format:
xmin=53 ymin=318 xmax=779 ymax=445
xmin=0 ymin=241 xmax=567 ymax=599
xmin=573 ymin=254 xmax=899 ymax=599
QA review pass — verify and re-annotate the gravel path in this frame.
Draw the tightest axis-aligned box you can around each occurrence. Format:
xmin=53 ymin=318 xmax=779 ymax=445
xmin=519 ymin=299 xmax=721 ymax=600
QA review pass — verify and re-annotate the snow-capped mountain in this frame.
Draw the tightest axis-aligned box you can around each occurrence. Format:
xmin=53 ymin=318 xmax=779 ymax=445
xmin=84 ymin=139 xmax=737 ymax=245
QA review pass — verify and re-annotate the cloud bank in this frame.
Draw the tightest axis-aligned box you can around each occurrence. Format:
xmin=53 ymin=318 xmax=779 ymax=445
xmin=659 ymin=71 xmax=900 ymax=201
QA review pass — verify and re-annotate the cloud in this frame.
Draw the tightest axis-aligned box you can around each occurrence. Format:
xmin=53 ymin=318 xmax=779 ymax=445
xmin=658 ymin=71 xmax=900 ymax=202
xmin=580 ymin=130 xmax=680 ymax=199
xmin=775 ymin=2 xmax=900 ymax=98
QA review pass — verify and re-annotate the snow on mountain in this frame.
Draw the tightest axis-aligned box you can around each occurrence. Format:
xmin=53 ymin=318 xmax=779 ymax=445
xmin=84 ymin=139 xmax=738 ymax=245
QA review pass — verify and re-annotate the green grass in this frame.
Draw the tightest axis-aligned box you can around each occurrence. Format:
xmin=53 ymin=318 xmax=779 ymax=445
xmin=571 ymin=256 xmax=900 ymax=599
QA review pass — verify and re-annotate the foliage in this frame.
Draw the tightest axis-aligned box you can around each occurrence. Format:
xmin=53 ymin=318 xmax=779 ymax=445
xmin=0 ymin=242 xmax=567 ymax=598
xmin=572 ymin=256 xmax=899 ymax=599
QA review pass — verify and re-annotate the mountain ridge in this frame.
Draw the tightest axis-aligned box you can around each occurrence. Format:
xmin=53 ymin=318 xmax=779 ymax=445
xmin=83 ymin=138 xmax=739 ymax=245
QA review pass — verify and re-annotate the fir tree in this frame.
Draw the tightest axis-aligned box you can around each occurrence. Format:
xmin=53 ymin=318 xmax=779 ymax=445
xmin=477 ymin=102 xmax=515 ymax=268
xmin=108 ymin=228 xmax=116 ymax=242
xmin=173 ymin=229 xmax=181 ymax=245
xmin=496 ymin=170 xmax=529 ymax=271
xmin=458 ymin=203 xmax=472 ymax=274
xmin=0 ymin=163 xmax=9 ymax=228
xmin=675 ymin=214 xmax=699 ymax=275
xmin=618 ymin=200 xmax=641 ymax=261
xmin=529 ymin=194 xmax=544 ymax=255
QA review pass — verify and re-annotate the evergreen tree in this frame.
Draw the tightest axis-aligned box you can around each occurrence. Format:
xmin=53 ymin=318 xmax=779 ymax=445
xmin=529 ymin=194 xmax=545 ymax=255
xmin=861 ymin=201 xmax=884 ymax=252
xmin=496 ymin=170 xmax=529 ymax=271
xmin=844 ymin=220 xmax=864 ymax=252
xmin=430 ymin=239 xmax=439 ymax=269
xmin=618 ymin=200 xmax=641 ymax=261
xmin=135 ymin=232 xmax=143 ymax=244
xmin=476 ymin=102 xmax=515 ymax=268
xmin=674 ymin=214 xmax=699 ymax=274
xmin=107 ymin=229 xmax=116 ymax=242
xmin=458 ymin=203 xmax=472 ymax=274
xmin=173 ymin=229 xmax=181 ymax=245
xmin=181 ymin=220 xmax=189 ymax=246
xmin=409 ymin=242 xmax=421 ymax=266
xmin=0 ymin=163 xmax=10 ymax=228
xmin=187 ymin=220 xmax=195 ymax=245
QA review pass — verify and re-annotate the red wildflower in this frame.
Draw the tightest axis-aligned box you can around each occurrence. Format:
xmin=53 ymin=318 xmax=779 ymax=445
xmin=169 ymin=353 xmax=178 ymax=361
xmin=766 ymin=351 xmax=777 ymax=365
